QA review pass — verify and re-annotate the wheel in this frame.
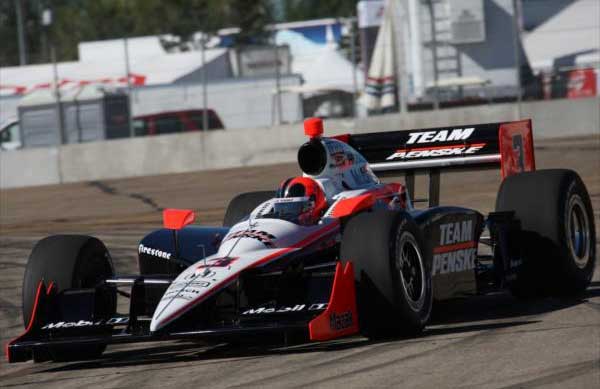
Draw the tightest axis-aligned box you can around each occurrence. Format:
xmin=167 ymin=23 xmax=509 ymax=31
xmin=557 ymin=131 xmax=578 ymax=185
xmin=23 ymin=235 xmax=116 ymax=361
xmin=341 ymin=210 xmax=432 ymax=338
xmin=223 ymin=190 xmax=275 ymax=226
xmin=496 ymin=169 xmax=596 ymax=297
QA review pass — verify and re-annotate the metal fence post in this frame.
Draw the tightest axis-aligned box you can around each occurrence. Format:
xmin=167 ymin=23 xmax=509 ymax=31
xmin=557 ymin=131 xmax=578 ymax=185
xmin=51 ymin=45 xmax=65 ymax=145
xmin=124 ymin=37 xmax=134 ymax=137
xmin=201 ymin=36 xmax=208 ymax=131
xmin=349 ymin=17 xmax=359 ymax=118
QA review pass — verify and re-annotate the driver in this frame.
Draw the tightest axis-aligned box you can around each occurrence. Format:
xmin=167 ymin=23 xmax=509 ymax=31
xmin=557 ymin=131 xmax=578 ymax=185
xmin=274 ymin=177 xmax=328 ymax=225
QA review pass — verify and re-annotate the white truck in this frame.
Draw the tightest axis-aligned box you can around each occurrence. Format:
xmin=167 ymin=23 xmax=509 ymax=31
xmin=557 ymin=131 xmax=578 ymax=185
xmin=0 ymin=118 xmax=22 ymax=151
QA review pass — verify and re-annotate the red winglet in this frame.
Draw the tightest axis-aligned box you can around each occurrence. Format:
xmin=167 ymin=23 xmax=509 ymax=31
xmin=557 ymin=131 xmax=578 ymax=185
xmin=309 ymin=262 xmax=359 ymax=341
xmin=331 ymin=194 xmax=375 ymax=218
xmin=6 ymin=280 xmax=47 ymax=362
xmin=163 ymin=209 xmax=195 ymax=230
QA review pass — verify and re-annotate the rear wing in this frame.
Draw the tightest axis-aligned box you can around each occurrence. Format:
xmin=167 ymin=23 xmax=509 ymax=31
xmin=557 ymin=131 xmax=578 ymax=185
xmin=338 ymin=119 xmax=535 ymax=206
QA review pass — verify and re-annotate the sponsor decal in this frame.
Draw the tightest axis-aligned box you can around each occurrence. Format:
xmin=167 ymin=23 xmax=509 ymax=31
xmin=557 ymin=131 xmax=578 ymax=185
xmin=329 ymin=311 xmax=353 ymax=331
xmin=195 ymin=257 xmax=239 ymax=270
xmin=224 ymin=230 xmax=277 ymax=248
xmin=138 ymin=244 xmax=172 ymax=259
xmin=162 ymin=270 xmax=218 ymax=302
xmin=512 ymin=134 xmax=525 ymax=172
xmin=406 ymin=128 xmax=475 ymax=144
xmin=41 ymin=316 xmax=129 ymax=330
xmin=433 ymin=220 xmax=477 ymax=275
xmin=386 ymin=143 xmax=486 ymax=161
xmin=161 ymin=286 xmax=209 ymax=301
xmin=241 ymin=303 xmax=328 ymax=315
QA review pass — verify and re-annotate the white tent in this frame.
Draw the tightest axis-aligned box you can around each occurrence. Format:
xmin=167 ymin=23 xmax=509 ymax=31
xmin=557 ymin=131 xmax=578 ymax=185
xmin=523 ymin=0 xmax=600 ymax=71
xmin=364 ymin=0 xmax=397 ymax=110
xmin=275 ymin=29 xmax=363 ymax=94
xmin=0 ymin=36 xmax=226 ymax=97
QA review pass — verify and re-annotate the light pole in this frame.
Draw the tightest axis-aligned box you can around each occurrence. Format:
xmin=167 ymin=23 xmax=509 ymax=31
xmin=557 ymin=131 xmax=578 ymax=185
xmin=40 ymin=7 xmax=52 ymax=62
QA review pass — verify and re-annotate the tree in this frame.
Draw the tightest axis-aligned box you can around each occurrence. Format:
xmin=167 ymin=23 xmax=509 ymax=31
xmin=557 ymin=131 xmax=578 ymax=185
xmin=0 ymin=0 xmax=273 ymax=66
xmin=281 ymin=0 xmax=356 ymax=22
xmin=0 ymin=0 xmax=46 ymax=66
xmin=228 ymin=0 xmax=273 ymax=46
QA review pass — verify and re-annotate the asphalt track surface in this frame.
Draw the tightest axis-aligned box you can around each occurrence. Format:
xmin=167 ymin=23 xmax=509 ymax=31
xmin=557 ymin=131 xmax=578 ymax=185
xmin=1 ymin=136 xmax=599 ymax=388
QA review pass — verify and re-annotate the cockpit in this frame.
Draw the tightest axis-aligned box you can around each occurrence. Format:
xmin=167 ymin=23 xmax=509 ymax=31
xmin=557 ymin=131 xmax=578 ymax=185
xmin=254 ymin=197 xmax=319 ymax=225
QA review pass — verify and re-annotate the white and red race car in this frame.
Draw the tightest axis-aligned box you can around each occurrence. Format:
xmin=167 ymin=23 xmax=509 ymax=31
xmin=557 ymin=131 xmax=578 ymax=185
xmin=7 ymin=118 xmax=596 ymax=363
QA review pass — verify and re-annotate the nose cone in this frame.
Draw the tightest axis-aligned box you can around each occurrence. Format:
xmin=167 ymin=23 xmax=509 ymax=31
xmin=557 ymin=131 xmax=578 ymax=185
xmin=149 ymin=264 xmax=202 ymax=333
xmin=149 ymin=314 xmax=164 ymax=332
xmin=149 ymin=316 xmax=161 ymax=332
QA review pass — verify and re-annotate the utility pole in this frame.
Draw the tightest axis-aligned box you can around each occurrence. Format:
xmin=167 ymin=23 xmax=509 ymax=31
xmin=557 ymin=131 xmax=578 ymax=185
xmin=15 ymin=0 xmax=27 ymax=65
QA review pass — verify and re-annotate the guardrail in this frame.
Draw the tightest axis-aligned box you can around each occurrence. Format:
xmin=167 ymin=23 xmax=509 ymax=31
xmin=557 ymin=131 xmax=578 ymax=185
xmin=2 ymin=97 xmax=598 ymax=189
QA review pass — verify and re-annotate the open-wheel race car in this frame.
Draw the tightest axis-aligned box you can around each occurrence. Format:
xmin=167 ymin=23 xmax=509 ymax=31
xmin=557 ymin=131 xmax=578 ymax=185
xmin=6 ymin=117 xmax=596 ymax=363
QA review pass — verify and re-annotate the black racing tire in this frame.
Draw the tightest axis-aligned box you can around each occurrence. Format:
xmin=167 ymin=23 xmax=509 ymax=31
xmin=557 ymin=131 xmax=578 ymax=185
xmin=496 ymin=169 xmax=596 ymax=298
xmin=223 ymin=190 xmax=275 ymax=227
xmin=23 ymin=235 xmax=116 ymax=361
xmin=341 ymin=210 xmax=433 ymax=339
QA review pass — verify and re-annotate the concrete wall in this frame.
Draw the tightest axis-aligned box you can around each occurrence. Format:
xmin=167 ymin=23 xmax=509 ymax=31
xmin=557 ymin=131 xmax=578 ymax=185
xmin=2 ymin=97 xmax=598 ymax=189
xmin=0 ymin=147 xmax=61 ymax=188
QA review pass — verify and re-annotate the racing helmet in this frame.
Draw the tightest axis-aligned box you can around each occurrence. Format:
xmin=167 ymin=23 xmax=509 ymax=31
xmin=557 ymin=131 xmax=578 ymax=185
xmin=276 ymin=177 xmax=328 ymax=224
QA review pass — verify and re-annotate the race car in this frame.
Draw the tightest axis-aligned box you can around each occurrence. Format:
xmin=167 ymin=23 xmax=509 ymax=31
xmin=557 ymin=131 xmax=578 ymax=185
xmin=6 ymin=117 xmax=596 ymax=363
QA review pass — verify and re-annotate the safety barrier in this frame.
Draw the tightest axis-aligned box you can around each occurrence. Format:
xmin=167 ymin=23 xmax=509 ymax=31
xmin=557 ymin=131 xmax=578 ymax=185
xmin=2 ymin=97 xmax=598 ymax=189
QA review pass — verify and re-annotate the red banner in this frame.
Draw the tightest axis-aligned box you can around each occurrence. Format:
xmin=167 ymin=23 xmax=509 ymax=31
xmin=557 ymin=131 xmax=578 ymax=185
xmin=567 ymin=68 xmax=597 ymax=99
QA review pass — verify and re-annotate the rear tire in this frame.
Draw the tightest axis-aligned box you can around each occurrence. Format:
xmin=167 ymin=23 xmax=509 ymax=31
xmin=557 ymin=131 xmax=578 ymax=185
xmin=223 ymin=191 xmax=275 ymax=226
xmin=341 ymin=210 xmax=432 ymax=338
xmin=23 ymin=235 xmax=116 ymax=361
xmin=496 ymin=169 xmax=596 ymax=297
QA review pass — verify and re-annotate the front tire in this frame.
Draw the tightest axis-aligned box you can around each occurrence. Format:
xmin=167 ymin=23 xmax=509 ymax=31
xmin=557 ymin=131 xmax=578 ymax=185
xmin=23 ymin=235 xmax=116 ymax=361
xmin=496 ymin=169 xmax=596 ymax=297
xmin=341 ymin=210 xmax=432 ymax=338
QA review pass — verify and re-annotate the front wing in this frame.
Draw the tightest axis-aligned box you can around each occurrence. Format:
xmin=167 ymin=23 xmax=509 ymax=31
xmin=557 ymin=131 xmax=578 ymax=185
xmin=6 ymin=262 xmax=358 ymax=363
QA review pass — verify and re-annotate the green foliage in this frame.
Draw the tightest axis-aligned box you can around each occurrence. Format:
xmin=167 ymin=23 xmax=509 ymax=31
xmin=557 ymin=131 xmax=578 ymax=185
xmin=229 ymin=0 xmax=273 ymax=46
xmin=0 ymin=0 xmax=358 ymax=66
xmin=0 ymin=0 xmax=271 ymax=66
xmin=281 ymin=0 xmax=356 ymax=22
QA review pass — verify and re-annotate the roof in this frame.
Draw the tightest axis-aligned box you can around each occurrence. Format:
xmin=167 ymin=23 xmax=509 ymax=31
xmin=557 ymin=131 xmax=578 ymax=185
xmin=523 ymin=0 xmax=600 ymax=70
